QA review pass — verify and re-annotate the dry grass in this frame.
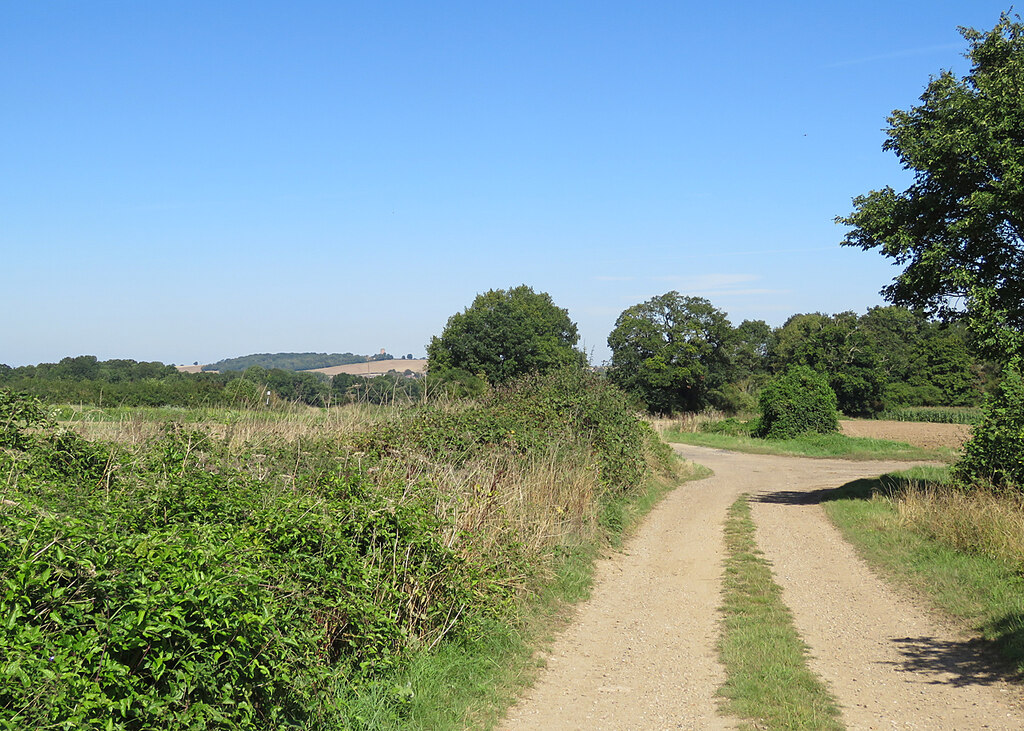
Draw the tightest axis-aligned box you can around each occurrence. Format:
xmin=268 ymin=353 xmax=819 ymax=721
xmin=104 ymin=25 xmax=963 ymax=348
xmin=384 ymin=446 xmax=605 ymax=574
xmin=646 ymin=411 xmax=728 ymax=435
xmin=370 ymin=429 xmax=683 ymax=583
xmin=896 ymin=483 xmax=1024 ymax=573
xmin=63 ymin=403 xmax=390 ymax=447
xmin=65 ymin=403 xmax=685 ymax=591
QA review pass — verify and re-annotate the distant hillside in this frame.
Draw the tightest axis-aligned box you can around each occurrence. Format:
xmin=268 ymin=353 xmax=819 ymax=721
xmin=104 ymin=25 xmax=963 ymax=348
xmin=203 ymin=352 xmax=378 ymax=372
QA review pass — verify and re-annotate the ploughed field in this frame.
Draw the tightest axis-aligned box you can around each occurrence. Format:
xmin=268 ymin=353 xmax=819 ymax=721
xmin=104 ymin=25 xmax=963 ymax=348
xmin=840 ymin=419 xmax=971 ymax=450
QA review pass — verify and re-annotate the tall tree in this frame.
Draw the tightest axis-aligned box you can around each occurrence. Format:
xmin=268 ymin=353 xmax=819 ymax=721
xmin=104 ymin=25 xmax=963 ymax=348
xmin=731 ymin=319 xmax=772 ymax=385
xmin=837 ymin=14 xmax=1024 ymax=358
xmin=607 ymin=292 xmax=734 ymax=413
xmin=860 ymin=307 xmax=982 ymax=406
xmin=769 ymin=312 xmax=886 ymax=417
xmin=427 ymin=285 xmax=583 ymax=385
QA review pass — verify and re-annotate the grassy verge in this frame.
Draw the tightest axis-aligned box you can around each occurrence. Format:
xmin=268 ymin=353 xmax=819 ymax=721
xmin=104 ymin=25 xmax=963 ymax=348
xmin=664 ymin=429 xmax=954 ymax=462
xmin=718 ymin=495 xmax=843 ymax=730
xmin=382 ymin=466 xmax=705 ymax=730
xmin=822 ymin=469 xmax=1024 ymax=672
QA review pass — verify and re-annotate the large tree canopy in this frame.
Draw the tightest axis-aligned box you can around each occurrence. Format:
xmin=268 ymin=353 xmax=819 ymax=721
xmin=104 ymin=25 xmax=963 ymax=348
xmin=607 ymin=292 xmax=734 ymax=413
xmin=427 ymin=285 xmax=583 ymax=385
xmin=837 ymin=14 xmax=1024 ymax=356
xmin=768 ymin=311 xmax=886 ymax=417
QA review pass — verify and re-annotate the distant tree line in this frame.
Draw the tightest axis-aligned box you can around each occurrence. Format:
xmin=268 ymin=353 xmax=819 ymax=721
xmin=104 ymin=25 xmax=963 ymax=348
xmin=423 ymin=286 xmax=994 ymax=418
xmin=0 ymin=356 xmax=425 ymax=408
xmin=1 ymin=300 xmax=995 ymax=417
xmin=605 ymin=294 xmax=994 ymax=417
xmin=0 ymin=356 xmax=230 ymax=407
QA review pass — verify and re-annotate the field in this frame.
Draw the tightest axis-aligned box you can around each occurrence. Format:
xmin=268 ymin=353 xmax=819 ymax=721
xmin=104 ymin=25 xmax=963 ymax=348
xmin=840 ymin=418 xmax=971 ymax=450
xmin=171 ymin=360 xmax=430 ymax=377
xmin=305 ymin=359 xmax=428 ymax=377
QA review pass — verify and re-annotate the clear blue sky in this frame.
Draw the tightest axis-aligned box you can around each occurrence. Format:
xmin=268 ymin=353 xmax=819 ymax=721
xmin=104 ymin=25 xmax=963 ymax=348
xmin=1 ymin=1 xmax=1013 ymax=367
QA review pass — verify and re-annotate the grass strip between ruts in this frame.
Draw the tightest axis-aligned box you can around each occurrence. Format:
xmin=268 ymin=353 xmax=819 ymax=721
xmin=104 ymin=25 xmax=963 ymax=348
xmin=718 ymin=494 xmax=844 ymax=730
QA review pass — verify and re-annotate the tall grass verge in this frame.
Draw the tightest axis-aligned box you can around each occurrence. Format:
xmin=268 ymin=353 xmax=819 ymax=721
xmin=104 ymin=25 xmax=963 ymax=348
xmin=822 ymin=469 xmax=1024 ymax=672
xmin=647 ymin=411 xmax=733 ymax=435
xmin=374 ymin=466 xmax=701 ymax=730
xmin=718 ymin=495 xmax=843 ymax=730
xmin=897 ymin=481 xmax=1024 ymax=573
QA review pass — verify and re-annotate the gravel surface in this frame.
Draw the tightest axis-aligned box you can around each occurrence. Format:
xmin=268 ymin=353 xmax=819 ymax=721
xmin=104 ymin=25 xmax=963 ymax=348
xmin=499 ymin=445 xmax=1024 ymax=730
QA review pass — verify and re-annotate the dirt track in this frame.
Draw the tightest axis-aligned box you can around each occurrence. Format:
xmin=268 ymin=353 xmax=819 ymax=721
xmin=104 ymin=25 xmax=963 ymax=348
xmin=499 ymin=445 xmax=1023 ymax=730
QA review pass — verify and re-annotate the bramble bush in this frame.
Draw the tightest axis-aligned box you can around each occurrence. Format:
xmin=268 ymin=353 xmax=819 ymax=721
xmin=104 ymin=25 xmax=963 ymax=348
xmin=0 ymin=390 xmax=49 ymax=450
xmin=0 ymin=396 xmax=494 ymax=729
xmin=0 ymin=368 xmax=671 ymax=729
xmin=755 ymin=366 xmax=839 ymax=439
xmin=488 ymin=366 xmax=670 ymax=490
xmin=346 ymin=366 xmax=670 ymax=493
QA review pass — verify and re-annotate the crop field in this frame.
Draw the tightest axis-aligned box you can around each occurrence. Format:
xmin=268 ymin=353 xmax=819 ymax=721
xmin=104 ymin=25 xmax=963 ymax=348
xmin=306 ymin=359 xmax=428 ymax=377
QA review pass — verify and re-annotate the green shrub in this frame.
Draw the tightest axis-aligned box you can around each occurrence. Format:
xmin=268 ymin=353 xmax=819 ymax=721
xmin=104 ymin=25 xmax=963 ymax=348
xmin=954 ymin=359 xmax=1024 ymax=491
xmin=755 ymin=366 xmax=838 ymax=440
xmin=490 ymin=366 xmax=663 ymax=490
xmin=0 ymin=390 xmax=49 ymax=450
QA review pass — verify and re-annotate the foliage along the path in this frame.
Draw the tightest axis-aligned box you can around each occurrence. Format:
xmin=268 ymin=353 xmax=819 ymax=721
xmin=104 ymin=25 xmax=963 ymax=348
xmin=0 ymin=368 xmax=671 ymax=729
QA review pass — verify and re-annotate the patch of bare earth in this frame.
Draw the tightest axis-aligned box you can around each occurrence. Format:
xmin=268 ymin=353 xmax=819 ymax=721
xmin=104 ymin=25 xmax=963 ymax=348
xmin=304 ymin=359 xmax=427 ymax=377
xmin=841 ymin=419 xmax=971 ymax=450
xmin=499 ymin=445 xmax=1023 ymax=730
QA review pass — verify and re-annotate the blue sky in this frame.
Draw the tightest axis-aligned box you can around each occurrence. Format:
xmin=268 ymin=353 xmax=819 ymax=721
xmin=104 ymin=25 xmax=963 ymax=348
xmin=1 ymin=1 xmax=1014 ymax=367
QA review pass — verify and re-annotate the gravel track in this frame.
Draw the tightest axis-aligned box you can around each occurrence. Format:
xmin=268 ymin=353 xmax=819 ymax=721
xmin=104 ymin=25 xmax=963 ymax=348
xmin=499 ymin=445 xmax=1024 ymax=730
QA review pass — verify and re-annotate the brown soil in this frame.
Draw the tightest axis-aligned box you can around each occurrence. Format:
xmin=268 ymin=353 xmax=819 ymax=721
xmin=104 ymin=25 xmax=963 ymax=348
xmin=840 ymin=419 xmax=971 ymax=450
xmin=304 ymin=359 xmax=427 ymax=377
xmin=499 ymin=445 xmax=1023 ymax=730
